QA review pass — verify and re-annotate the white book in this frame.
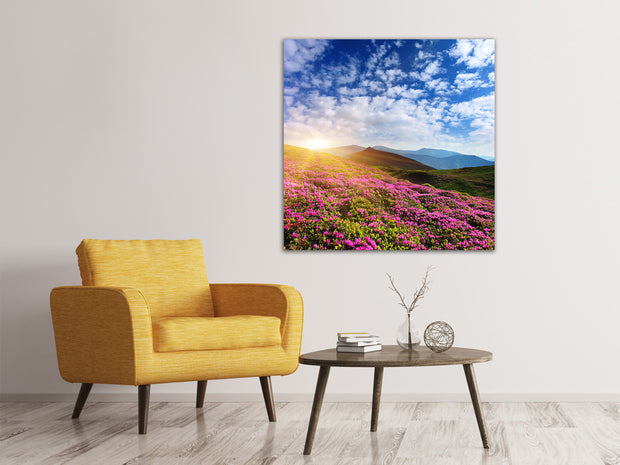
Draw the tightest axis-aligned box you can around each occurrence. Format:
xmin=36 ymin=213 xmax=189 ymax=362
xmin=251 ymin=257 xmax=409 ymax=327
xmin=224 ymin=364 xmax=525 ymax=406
xmin=337 ymin=340 xmax=381 ymax=347
xmin=336 ymin=344 xmax=382 ymax=353
xmin=338 ymin=335 xmax=380 ymax=343
xmin=337 ymin=332 xmax=371 ymax=338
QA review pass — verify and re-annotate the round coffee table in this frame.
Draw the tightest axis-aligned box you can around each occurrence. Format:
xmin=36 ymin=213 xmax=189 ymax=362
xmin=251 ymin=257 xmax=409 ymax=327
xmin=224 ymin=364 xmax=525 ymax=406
xmin=299 ymin=345 xmax=492 ymax=454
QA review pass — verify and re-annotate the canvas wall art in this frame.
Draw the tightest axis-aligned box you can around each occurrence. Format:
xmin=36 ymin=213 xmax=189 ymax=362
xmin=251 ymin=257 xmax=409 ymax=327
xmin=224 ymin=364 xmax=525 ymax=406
xmin=283 ymin=39 xmax=495 ymax=250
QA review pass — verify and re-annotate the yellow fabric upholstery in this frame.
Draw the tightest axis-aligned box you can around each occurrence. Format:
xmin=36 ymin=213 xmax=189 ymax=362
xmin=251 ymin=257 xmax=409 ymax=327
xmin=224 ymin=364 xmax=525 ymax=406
xmin=51 ymin=286 xmax=152 ymax=386
xmin=50 ymin=240 xmax=304 ymax=386
xmin=155 ymin=316 xmax=282 ymax=352
xmin=77 ymin=239 xmax=215 ymax=319
xmin=210 ymin=283 xmax=303 ymax=363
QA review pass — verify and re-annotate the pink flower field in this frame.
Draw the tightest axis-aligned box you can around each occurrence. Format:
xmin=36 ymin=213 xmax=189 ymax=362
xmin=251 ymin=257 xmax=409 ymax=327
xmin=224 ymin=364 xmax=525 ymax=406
xmin=283 ymin=146 xmax=495 ymax=251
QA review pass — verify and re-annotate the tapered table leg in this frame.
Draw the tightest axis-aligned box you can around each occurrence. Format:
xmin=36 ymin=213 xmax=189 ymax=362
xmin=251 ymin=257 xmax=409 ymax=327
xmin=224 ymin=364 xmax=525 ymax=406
xmin=303 ymin=366 xmax=330 ymax=455
xmin=463 ymin=363 xmax=489 ymax=448
xmin=370 ymin=366 xmax=384 ymax=432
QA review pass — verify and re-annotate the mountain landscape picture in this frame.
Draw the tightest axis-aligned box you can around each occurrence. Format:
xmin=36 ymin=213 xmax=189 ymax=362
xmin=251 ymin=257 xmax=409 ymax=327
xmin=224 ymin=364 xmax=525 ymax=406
xmin=283 ymin=39 xmax=495 ymax=250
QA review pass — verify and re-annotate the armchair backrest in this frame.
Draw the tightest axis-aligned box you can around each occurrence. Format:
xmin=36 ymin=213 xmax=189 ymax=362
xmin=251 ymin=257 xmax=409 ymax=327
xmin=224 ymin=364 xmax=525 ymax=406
xmin=76 ymin=239 xmax=215 ymax=319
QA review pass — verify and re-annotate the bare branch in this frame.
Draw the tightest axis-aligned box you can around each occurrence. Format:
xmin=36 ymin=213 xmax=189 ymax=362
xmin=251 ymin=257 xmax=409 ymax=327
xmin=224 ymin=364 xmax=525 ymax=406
xmin=386 ymin=273 xmax=408 ymax=311
xmin=410 ymin=266 xmax=432 ymax=310
xmin=387 ymin=266 xmax=434 ymax=314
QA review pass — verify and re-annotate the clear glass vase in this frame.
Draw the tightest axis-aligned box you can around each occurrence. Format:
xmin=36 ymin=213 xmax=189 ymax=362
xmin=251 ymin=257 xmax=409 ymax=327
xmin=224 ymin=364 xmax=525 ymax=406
xmin=396 ymin=313 xmax=421 ymax=350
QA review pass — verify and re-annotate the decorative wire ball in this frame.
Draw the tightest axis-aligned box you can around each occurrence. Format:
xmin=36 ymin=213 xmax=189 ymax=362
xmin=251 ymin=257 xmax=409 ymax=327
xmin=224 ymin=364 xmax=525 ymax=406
xmin=424 ymin=321 xmax=455 ymax=353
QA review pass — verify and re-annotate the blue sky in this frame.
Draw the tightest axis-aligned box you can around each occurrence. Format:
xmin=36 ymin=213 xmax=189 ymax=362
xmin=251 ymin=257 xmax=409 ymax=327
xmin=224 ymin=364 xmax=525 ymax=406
xmin=283 ymin=39 xmax=495 ymax=159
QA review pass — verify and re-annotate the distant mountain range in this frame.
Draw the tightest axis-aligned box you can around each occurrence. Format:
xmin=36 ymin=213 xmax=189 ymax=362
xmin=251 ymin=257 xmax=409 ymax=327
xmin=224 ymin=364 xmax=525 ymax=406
xmin=347 ymin=147 xmax=433 ymax=171
xmin=373 ymin=146 xmax=494 ymax=170
xmin=319 ymin=145 xmax=494 ymax=170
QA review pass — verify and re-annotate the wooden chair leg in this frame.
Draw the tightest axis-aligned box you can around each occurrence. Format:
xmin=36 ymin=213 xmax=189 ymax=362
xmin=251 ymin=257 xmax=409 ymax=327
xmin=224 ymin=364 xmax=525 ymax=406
xmin=196 ymin=380 xmax=208 ymax=408
xmin=259 ymin=376 xmax=276 ymax=422
xmin=138 ymin=385 xmax=150 ymax=434
xmin=71 ymin=383 xmax=93 ymax=419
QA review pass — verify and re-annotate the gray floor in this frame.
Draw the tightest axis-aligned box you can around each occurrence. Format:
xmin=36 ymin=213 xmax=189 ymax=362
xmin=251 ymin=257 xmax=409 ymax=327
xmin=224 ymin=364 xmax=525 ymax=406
xmin=1 ymin=401 xmax=619 ymax=464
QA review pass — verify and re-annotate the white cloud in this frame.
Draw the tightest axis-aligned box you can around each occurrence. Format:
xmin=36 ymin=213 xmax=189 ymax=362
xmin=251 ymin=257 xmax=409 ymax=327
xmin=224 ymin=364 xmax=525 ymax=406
xmin=488 ymin=71 xmax=495 ymax=83
xmin=454 ymin=72 xmax=484 ymax=91
xmin=449 ymin=39 xmax=495 ymax=69
xmin=360 ymin=79 xmax=385 ymax=93
xmin=368 ymin=81 xmax=384 ymax=92
xmin=363 ymin=44 xmax=406 ymax=86
xmin=449 ymin=94 xmax=495 ymax=150
xmin=324 ymin=58 xmax=360 ymax=86
xmin=401 ymin=87 xmax=426 ymax=99
xmin=449 ymin=40 xmax=474 ymax=62
xmin=385 ymin=85 xmax=406 ymax=98
xmin=410 ymin=59 xmax=444 ymax=82
xmin=374 ymin=69 xmax=387 ymax=82
xmin=450 ymin=94 xmax=494 ymax=118
xmin=385 ymin=85 xmax=424 ymax=99
xmin=311 ymin=96 xmax=337 ymax=112
xmin=469 ymin=118 xmax=495 ymax=141
xmin=375 ymin=68 xmax=407 ymax=84
xmin=386 ymin=69 xmax=406 ymax=81
xmin=288 ymin=56 xmax=360 ymax=97
xmin=365 ymin=43 xmax=389 ymax=73
xmin=416 ymin=50 xmax=434 ymax=61
xmin=285 ymin=102 xmax=307 ymax=121
xmin=283 ymin=39 xmax=329 ymax=73
xmin=384 ymin=51 xmax=400 ymax=68
xmin=310 ymin=74 xmax=331 ymax=91
xmin=284 ymin=92 xmax=454 ymax=149
xmin=426 ymin=79 xmax=449 ymax=93
xmin=424 ymin=60 xmax=442 ymax=76
xmin=283 ymin=40 xmax=495 ymax=157
xmin=284 ymin=89 xmax=495 ymax=157
xmin=338 ymin=86 xmax=366 ymax=97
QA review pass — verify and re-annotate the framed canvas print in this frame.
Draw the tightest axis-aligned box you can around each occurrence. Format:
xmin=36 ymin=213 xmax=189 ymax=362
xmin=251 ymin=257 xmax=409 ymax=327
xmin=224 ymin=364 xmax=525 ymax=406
xmin=283 ymin=39 xmax=495 ymax=250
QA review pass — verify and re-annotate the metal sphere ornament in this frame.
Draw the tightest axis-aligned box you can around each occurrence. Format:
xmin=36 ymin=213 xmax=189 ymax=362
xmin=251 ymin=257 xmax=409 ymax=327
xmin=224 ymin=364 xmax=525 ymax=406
xmin=424 ymin=321 xmax=454 ymax=353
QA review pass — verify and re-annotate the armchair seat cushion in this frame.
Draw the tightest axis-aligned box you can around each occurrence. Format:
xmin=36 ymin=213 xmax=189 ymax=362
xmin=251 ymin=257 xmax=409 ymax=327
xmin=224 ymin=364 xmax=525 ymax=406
xmin=154 ymin=316 xmax=282 ymax=352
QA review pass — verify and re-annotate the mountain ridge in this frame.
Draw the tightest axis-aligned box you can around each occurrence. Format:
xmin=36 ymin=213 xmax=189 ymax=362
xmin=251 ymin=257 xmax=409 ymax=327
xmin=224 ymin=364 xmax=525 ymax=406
xmin=346 ymin=147 xmax=433 ymax=171
xmin=320 ymin=145 xmax=366 ymax=157
xmin=295 ymin=144 xmax=494 ymax=170
xmin=373 ymin=145 xmax=494 ymax=170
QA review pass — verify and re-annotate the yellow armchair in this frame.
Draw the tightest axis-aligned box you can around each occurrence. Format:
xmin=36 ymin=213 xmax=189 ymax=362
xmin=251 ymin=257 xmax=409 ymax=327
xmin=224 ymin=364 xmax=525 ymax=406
xmin=50 ymin=239 xmax=303 ymax=434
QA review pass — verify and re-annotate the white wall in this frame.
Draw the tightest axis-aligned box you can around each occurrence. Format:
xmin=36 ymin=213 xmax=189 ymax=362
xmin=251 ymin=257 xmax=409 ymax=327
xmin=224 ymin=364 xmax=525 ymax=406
xmin=1 ymin=0 xmax=619 ymax=401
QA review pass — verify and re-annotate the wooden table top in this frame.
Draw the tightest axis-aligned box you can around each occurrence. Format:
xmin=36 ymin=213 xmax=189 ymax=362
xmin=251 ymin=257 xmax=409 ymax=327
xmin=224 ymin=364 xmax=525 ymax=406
xmin=299 ymin=345 xmax=492 ymax=368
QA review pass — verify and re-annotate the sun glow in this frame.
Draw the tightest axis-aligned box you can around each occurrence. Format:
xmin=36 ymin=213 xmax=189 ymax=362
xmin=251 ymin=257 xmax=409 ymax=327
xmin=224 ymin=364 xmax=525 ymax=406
xmin=306 ymin=139 xmax=327 ymax=150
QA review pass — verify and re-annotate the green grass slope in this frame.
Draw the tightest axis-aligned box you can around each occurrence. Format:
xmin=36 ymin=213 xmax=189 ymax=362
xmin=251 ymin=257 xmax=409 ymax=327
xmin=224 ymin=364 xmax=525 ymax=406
xmin=385 ymin=165 xmax=495 ymax=199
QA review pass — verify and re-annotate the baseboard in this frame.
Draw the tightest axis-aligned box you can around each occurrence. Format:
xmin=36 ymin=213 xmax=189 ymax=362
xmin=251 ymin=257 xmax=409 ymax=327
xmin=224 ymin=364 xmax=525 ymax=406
xmin=2 ymin=392 xmax=620 ymax=403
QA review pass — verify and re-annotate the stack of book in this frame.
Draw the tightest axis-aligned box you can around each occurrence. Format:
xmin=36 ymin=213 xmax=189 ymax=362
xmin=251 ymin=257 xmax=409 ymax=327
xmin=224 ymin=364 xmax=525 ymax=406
xmin=336 ymin=332 xmax=382 ymax=353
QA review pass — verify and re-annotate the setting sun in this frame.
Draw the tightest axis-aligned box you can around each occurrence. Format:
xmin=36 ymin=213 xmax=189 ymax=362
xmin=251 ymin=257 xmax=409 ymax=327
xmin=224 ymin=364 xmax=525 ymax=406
xmin=306 ymin=139 xmax=327 ymax=150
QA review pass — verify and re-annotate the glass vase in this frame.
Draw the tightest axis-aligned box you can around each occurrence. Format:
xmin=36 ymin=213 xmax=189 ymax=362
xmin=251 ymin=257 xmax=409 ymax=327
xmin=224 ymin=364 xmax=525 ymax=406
xmin=396 ymin=313 xmax=421 ymax=350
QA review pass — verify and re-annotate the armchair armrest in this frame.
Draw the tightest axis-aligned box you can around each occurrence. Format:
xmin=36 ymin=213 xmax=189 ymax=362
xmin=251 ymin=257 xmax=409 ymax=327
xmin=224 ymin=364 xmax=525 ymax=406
xmin=50 ymin=286 xmax=153 ymax=386
xmin=210 ymin=284 xmax=304 ymax=357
